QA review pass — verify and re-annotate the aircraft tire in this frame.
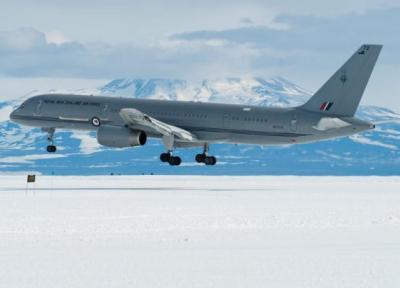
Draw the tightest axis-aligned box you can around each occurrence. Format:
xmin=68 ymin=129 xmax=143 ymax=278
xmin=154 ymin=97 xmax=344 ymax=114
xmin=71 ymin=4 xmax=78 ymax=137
xmin=168 ymin=156 xmax=181 ymax=166
xmin=210 ymin=156 xmax=217 ymax=165
xmin=160 ymin=152 xmax=171 ymax=162
xmin=46 ymin=145 xmax=57 ymax=153
xmin=204 ymin=156 xmax=216 ymax=165
xmin=195 ymin=153 xmax=206 ymax=163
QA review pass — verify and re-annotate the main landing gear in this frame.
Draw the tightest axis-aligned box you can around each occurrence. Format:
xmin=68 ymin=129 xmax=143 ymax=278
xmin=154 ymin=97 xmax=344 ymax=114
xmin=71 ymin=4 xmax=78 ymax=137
xmin=159 ymin=138 xmax=217 ymax=167
xmin=44 ymin=128 xmax=57 ymax=153
xmin=160 ymin=135 xmax=182 ymax=166
xmin=160 ymin=152 xmax=182 ymax=166
xmin=195 ymin=154 xmax=216 ymax=165
xmin=195 ymin=143 xmax=217 ymax=166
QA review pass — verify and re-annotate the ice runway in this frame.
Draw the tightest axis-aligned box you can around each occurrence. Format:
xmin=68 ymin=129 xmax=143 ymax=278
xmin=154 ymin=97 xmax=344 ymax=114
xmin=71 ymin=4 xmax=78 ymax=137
xmin=0 ymin=176 xmax=399 ymax=288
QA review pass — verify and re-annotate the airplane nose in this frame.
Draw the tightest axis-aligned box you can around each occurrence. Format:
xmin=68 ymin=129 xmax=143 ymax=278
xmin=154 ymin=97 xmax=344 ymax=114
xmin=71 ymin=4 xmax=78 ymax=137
xmin=9 ymin=109 xmax=16 ymax=120
xmin=9 ymin=101 xmax=28 ymax=122
xmin=9 ymin=108 xmax=20 ymax=120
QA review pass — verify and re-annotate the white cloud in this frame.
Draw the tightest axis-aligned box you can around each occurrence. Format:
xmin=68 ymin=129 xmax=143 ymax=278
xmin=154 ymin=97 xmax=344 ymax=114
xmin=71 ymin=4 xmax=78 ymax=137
xmin=253 ymin=0 xmax=400 ymax=16
xmin=44 ymin=30 xmax=71 ymax=45
xmin=0 ymin=27 xmax=261 ymax=80
xmin=0 ymin=5 xmax=399 ymax=110
xmin=0 ymin=27 xmax=46 ymax=51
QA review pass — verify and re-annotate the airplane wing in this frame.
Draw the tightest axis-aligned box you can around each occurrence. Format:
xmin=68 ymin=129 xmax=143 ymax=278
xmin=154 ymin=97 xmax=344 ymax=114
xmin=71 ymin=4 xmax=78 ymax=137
xmin=119 ymin=108 xmax=196 ymax=142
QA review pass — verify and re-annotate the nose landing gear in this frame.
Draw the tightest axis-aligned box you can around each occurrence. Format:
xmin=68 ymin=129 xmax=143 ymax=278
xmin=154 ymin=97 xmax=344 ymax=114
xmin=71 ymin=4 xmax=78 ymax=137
xmin=46 ymin=145 xmax=57 ymax=153
xmin=44 ymin=128 xmax=57 ymax=153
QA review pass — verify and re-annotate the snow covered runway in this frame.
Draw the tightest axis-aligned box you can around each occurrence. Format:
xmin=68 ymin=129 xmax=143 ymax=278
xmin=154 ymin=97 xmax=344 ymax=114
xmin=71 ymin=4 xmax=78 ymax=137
xmin=0 ymin=176 xmax=399 ymax=287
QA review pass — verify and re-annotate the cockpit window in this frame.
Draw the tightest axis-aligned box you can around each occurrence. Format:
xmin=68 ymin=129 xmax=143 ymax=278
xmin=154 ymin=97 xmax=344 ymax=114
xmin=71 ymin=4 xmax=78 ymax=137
xmin=19 ymin=103 xmax=25 ymax=109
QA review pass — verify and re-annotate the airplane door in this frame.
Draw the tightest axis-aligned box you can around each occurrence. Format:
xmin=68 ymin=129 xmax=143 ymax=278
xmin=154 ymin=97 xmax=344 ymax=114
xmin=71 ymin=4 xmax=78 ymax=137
xmin=223 ymin=114 xmax=230 ymax=128
xmin=101 ymin=104 xmax=109 ymax=119
xmin=35 ymin=100 xmax=43 ymax=116
xmin=290 ymin=114 xmax=297 ymax=132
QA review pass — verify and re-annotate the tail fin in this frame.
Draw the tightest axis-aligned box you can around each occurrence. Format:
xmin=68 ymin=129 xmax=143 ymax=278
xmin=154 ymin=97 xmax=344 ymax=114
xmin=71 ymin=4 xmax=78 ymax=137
xmin=300 ymin=44 xmax=382 ymax=117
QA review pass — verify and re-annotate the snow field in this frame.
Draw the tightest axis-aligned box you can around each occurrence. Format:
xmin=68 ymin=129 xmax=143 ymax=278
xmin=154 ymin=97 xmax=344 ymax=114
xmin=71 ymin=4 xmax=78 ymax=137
xmin=0 ymin=176 xmax=399 ymax=288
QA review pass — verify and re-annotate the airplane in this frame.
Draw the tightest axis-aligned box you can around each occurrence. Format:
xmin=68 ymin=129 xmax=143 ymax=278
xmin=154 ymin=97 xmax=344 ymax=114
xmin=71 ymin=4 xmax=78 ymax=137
xmin=10 ymin=44 xmax=382 ymax=166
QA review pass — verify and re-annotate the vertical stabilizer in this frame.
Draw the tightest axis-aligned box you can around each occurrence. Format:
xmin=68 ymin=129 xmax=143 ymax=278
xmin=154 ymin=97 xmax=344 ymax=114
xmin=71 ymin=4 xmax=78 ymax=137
xmin=300 ymin=44 xmax=382 ymax=117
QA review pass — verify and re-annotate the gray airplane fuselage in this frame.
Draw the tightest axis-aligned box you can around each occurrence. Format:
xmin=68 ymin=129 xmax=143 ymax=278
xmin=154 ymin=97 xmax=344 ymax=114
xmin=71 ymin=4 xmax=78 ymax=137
xmin=10 ymin=93 xmax=373 ymax=147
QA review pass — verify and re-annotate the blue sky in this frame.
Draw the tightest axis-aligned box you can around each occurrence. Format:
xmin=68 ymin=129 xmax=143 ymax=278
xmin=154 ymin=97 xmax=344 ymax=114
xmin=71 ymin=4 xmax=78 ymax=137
xmin=0 ymin=0 xmax=399 ymax=110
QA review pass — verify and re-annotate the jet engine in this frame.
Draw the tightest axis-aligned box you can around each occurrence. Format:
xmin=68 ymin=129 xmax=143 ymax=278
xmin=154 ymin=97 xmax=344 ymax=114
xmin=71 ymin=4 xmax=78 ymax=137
xmin=97 ymin=125 xmax=147 ymax=148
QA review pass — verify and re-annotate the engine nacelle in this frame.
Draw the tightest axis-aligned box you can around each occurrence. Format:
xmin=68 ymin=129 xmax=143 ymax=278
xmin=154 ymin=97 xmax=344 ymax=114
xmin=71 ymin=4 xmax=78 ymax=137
xmin=97 ymin=125 xmax=147 ymax=148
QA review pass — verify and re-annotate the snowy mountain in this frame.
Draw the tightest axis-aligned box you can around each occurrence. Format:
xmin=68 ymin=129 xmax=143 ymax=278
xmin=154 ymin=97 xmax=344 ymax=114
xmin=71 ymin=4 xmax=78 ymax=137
xmin=99 ymin=77 xmax=311 ymax=106
xmin=1 ymin=77 xmax=399 ymax=175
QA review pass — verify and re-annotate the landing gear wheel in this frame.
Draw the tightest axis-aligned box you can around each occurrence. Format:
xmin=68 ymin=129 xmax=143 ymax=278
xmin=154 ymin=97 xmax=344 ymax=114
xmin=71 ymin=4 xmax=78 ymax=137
xmin=160 ymin=152 xmax=171 ymax=162
xmin=210 ymin=156 xmax=217 ymax=165
xmin=196 ymin=144 xmax=216 ymax=165
xmin=195 ymin=153 xmax=206 ymax=163
xmin=204 ymin=156 xmax=216 ymax=166
xmin=168 ymin=156 xmax=181 ymax=166
xmin=46 ymin=145 xmax=57 ymax=153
